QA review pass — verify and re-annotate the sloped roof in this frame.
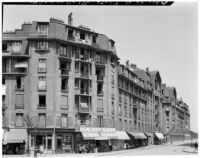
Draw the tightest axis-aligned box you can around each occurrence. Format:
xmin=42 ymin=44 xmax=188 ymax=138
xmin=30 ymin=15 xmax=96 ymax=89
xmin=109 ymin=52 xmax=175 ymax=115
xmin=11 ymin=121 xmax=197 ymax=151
xmin=149 ymin=71 xmax=162 ymax=87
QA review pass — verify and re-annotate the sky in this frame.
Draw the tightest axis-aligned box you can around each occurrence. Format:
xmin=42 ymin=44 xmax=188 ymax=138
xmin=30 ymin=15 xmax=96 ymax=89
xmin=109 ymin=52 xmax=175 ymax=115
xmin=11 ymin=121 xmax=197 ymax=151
xmin=2 ymin=2 xmax=199 ymax=133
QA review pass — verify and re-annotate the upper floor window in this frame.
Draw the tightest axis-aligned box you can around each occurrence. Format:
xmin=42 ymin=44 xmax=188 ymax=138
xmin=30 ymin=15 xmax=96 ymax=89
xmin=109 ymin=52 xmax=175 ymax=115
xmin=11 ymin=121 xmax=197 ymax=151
xmin=38 ymin=113 xmax=46 ymax=127
xmin=12 ymin=42 xmax=22 ymax=53
xmin=97 ymin=116 xmax=104 ymax=127
xmin=16 ymin=113 xmax=24 ymax=127
xmin=37 ymin=41 xmax=48 ymax=50
xmin=67 ymin=28 xmax=74 ymax=40
xmin=61 ymin=114 xmax=68 ymax=128
xmin=92 ymin=36 xmax=97 ymax=44
xmin=38 ymin=76 xmax=46 ymax=90
xmin=38 ymin=59 xmax=47 ymax=73
xmin=16 ymin=76 xmax=24 ymax=89
xmin=80 ymin=32 xmax=85 ymax=40
xmin=37 ymin=24 xmax=49 ymax=35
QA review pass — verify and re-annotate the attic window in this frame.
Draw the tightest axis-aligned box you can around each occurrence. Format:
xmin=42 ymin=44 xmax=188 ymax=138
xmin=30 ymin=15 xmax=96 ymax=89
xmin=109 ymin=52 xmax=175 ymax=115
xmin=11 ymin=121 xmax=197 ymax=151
xmin=37 ymin=23 xmax=49 ymax=35
xmin=92 ymin=36 xmax=97 ymax=44
xmin=80 ymin=32 xmax=85 ymax=40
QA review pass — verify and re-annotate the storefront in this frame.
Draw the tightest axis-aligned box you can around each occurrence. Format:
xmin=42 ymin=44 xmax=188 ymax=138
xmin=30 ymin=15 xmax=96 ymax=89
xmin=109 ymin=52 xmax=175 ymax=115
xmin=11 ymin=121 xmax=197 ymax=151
xmin=55 ymin=128 xmax=75 ymax=153
xmin=154 ymin=132 xmax=165 ymax=145
xmin=29 ymin=128 xmax=53 ymax=153
xmin=126 ymin=132 xmax=147 ymax=148
xmin=3 ymin=128 xmax=27 ymax=154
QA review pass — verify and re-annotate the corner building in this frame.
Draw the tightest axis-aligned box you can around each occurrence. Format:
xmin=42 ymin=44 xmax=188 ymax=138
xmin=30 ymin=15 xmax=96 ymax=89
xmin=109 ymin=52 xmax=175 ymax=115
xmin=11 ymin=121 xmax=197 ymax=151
xmin=2 ymin=17 xmax=119 ymax=153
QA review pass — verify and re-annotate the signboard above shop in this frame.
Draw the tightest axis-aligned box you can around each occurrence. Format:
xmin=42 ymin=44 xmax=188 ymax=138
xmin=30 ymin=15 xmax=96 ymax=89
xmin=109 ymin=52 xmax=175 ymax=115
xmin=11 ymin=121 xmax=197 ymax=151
xmin=80 ymin=127 xmax=115 ymax=133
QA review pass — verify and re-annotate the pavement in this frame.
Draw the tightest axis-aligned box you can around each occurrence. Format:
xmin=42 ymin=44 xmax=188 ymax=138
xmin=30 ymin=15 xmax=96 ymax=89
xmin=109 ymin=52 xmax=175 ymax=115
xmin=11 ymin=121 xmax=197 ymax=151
xmin=2 ymin=140 xmax=198 ymax=157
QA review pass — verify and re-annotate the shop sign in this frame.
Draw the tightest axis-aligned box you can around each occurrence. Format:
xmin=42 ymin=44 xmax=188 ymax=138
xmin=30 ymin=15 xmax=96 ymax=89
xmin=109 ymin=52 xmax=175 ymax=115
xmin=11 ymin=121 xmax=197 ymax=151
xmin=80 ymin=127 xmax=115 ymax=133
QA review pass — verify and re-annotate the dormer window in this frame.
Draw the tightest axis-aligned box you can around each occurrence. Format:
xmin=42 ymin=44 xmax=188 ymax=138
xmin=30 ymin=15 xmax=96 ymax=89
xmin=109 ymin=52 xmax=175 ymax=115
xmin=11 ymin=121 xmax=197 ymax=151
xmin=80 ymin=32 xmax=85 ymax=40
xmin=37 ymin=23 xmax=49 ymax=35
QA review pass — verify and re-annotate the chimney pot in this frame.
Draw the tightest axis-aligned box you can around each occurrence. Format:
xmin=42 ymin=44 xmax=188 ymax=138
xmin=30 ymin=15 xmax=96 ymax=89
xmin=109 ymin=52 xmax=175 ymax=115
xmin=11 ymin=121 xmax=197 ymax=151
xmin=68 ymin=12 xmax=73 ymax=26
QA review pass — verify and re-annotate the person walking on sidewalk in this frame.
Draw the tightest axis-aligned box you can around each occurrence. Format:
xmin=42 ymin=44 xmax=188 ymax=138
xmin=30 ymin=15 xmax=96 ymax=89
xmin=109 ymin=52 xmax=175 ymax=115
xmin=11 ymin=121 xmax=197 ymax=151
xmin=194 ymin=142 xmax=198 ymax=153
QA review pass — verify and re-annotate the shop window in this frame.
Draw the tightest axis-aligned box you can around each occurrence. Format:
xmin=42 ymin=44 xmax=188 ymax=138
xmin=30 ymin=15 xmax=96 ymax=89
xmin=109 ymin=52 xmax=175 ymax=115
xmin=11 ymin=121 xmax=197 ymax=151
xmin=80 ymin=32 xmax=85 ymax=40
xmin=38 ymin=113 xmax=46 ymax=127
xmin=38 ymin=95 xmax=46 ymax=108
xmin=38 ymin=59 xmax=47 ymax=72
xmin=61 ymin=114 xmax=68 ymax=128
xmin=15 ymin=94 xmax=24 ymax=109
xmin=56 ymin=136 xmax=62 ymax=150
xmin=47 ymin=137 xmax=52 ymax=149
xmin=16 ymin=113 xmax=24 ymax=127
xmin=38 ymin=76 xmax=46 ymax=90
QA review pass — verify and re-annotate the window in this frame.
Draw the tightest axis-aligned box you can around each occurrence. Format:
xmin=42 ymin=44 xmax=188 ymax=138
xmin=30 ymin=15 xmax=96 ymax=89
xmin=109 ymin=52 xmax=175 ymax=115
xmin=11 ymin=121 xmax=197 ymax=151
xmin=61 ymin=95 xmax=68 ymax=109
xmin=38 ymin=113 xmax=46 ymax=127
xmin=16 ymin=113 xmax=24 ymax=127
xmin=38 ymin=59 xmax=47 ymax=72
xmin=112 ymin=101 xmax=115 ymax=113
xmin=38 ymin=76 xmax=46 ymax=90
xmin=39 ymin=95 xmax=46 ymax=108
xmin=68 ymin=28 xmax=74 ymax=39
xmin=80 ymin=114 xmax=86 ymax=125
xmin=12 ymin=42 xmax=21 ymax=53
xmin=16 ymin=76 xmax=24 ymax=89
xmin=119 ymin=119 xmax=122 ymax=130
xmin=37 ymin=41 xmax=48 ymax=50
xmin=95 ymin=53 xmax=101 ymax=62
xmin=61 ymin=78 xmax=68 ymax=91
xmin=2 ymin=43 xmax=8 ymax=52
xmin=37 ymin=24 xmax=49 ymax=34
xmin=2 ymin=77 xmax=5 ymax=85
xmin=97 ymin=116 xmax=103 ymax=127
xmin=119 ymin=104 xmax=122 ymax=115
xmin=97 ymin=83 xmax=103 ymax=95
xmin=124 ymin=106 xmax=127 ymax=117
xmin=61 ymin=114 xmax=68 ymax=127
xmin=112 ymin=117 xmax=115 ymax=128
xmin=97 ymin=99 xmax=103 ymax=111
xmin=111 ymin=72 xmax=114 ymax=84
xmin=92 ymin=36 xmax=97 ymax=44
xmin=80 ymin=32 xmax=85 ymax=40
xmin=15 ymin=94 xmax=24 ymax=109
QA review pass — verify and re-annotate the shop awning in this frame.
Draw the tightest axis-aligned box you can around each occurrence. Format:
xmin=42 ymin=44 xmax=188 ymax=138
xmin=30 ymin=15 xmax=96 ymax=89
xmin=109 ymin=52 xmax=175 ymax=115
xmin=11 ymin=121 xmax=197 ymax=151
xmin=154 ymin=133 xmax=165 ymax=140
xmin=81 ymin=131 xmax=100 ymax=140
xmin=100 ymin=132 xmax=118 ymax=139
xmin=15 ymin=62 xmax=28 ymax=68
xmin=115 ymin=131 xmax=130 ymax=140
xmin=80 ymin=103 xmax=88 ymax=108
xmin=3 ymin=129 xmax=27 ymax=144
xmin=128 ymin=132 xmax=147 ymax=139
xmin=184 ymin=134 xmax=191 ymax=137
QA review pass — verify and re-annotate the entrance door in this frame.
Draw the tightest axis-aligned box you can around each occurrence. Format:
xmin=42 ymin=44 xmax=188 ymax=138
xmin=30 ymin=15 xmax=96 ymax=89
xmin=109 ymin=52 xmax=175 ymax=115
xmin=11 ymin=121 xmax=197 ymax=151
xmin=36 ymin=135 xmax=46 ymax=148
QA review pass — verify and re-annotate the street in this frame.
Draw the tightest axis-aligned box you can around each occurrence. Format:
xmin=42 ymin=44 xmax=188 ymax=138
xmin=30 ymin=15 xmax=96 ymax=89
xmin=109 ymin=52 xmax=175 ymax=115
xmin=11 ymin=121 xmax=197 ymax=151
xmin=3 ymin=140 xmax=198 ymax=157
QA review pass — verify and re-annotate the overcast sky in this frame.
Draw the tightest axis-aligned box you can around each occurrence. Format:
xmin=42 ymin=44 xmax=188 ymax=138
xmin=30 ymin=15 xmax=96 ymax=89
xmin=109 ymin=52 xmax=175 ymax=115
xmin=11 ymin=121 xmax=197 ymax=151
xmin=2 ymin=2 xmax=198 ymax=132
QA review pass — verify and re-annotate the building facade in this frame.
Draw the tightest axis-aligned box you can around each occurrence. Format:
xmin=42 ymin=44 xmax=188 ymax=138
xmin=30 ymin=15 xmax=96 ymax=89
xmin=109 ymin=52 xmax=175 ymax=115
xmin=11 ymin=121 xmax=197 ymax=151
xmin=2 ymin=15 xmax=191 ymax=153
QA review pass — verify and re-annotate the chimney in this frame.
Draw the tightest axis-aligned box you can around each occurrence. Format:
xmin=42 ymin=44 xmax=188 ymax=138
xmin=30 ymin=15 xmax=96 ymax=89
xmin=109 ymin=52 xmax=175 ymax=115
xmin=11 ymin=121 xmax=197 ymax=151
xmin=68 ymin=12 xmax=73 ymax=26
xmin=146 ymin=67 xmax=149 ymax=72
xmin=126 ymin=60 xmax=130 ymax=68
xmin=130 ymin=64 xmax=137 ymax=69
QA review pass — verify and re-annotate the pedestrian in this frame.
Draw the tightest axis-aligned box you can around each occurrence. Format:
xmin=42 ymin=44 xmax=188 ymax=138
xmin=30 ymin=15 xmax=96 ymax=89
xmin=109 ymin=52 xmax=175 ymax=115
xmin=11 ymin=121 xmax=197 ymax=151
xmin=194 ymin=142 xmax=198 ymax=153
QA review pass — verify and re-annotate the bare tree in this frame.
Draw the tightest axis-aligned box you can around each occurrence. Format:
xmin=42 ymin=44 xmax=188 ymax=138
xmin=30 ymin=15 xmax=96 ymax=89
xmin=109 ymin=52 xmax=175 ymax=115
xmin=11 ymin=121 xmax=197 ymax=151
xmin=24 ymin=114 xmax=34 ymax=155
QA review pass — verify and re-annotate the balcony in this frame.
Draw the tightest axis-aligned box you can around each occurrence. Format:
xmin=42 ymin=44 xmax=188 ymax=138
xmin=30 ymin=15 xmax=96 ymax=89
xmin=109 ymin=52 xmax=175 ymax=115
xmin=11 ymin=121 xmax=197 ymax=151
xmin=95 ymin=60 xmax=106 ymax=66
xmin=15 ymin=85 xmax=24 ymax=91
xmin=80 ymin=89 xmax=90 ymax=95
xmin=61 ymin=86 xmax=69 ymax=92
xmin=38 ymin=67 xmax=47 ymax=73
xmin=3 ymin=68 xmax=28 ymax=75
xmin=15 ymin=104 xmax=24 ymax=109
xmin=97 ymin=106 xmax=104 ymax=112
xmin=97 ymin=91 xmax=104 ymax=96
xmin=60 ymin=68 xmax=69 ymax=76
xmin=38 ymin=85 xmax=47 ymax=91
xmin=58 ymin=52 xmax=71 ymax=60
xmin=2 ymin=51 xmax=29 ymax=58
xmin=97 ymin=75 xmax=104 ymax=82
xmin=78 ymin=107 xmax=89 ymax=114
xmin=67 ymin=36 xmax=75 ymax=41
xmin=37 ymin=104 xmax=46 ymax=109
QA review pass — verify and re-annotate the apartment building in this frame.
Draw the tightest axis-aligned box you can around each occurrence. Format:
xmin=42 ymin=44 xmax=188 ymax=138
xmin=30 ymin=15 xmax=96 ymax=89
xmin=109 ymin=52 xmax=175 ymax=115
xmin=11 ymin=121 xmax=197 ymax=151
xmin=2 ymin=16 xmax=120 ymax=152
xmin=2 ymin=14 xmax=191 ymax=153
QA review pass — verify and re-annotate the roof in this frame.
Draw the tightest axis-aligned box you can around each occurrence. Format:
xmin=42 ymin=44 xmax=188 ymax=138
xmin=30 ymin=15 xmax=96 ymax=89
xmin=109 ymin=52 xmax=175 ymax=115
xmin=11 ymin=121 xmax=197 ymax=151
xmin=149 ymin=71 xmax=162 ymax=87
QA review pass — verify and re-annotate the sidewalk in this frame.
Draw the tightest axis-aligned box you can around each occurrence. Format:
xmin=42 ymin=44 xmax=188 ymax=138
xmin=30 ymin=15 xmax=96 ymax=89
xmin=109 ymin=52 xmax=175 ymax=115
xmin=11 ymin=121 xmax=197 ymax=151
xmin=2 ymin=140 xmax=197 ymax=157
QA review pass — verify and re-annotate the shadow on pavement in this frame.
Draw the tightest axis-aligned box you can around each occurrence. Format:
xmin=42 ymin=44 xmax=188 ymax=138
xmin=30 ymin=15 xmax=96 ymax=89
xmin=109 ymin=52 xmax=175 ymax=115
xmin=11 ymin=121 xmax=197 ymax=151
xmin=177 ymin=143 xmax=192 ymax=147
xmin=183 ymin=150 xmax=198 ymax=154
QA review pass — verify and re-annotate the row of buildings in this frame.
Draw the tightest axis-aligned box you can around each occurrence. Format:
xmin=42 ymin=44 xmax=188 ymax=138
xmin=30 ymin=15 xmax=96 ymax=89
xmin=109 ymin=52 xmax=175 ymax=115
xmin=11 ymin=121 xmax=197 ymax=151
xmin=2 ymin=14 xmax=191 ymax=153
